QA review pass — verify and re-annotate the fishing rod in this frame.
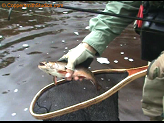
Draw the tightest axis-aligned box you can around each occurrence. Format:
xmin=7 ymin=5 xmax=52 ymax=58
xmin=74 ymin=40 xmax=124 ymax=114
xmin=19 ymin=1 xmax=164 ymax=24
xmin=8 ymin=1 xmax=19 ymax=20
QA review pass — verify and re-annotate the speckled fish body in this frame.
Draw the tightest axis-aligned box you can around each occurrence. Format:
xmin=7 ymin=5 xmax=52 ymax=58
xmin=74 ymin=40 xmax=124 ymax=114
xmin=38 ymin=61 xmax=101 ymax=90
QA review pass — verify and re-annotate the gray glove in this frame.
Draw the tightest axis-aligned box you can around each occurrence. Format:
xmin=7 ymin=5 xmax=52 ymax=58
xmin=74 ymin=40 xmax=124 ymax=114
xmin=58 ymin=43 xmax=95 ymax=71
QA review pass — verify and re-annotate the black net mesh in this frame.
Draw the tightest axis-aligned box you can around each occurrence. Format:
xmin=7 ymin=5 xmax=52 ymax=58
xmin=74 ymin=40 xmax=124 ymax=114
xmin=33 ymin=72 xmax=128 ymax=121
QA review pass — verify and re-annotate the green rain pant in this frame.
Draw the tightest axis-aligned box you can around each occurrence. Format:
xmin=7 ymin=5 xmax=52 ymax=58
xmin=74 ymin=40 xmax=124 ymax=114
xmin=141 ymin=62 xmax=164 ymax=121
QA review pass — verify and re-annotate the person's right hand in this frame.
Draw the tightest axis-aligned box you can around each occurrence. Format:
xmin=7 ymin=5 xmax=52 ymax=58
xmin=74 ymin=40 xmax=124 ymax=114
xmin=58 ymin=42 xmax=96 ymax=81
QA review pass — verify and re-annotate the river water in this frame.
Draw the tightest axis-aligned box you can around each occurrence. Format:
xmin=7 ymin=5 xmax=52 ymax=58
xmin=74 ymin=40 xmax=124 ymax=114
xmin=0 ymin=1 xmax=149 ymax=121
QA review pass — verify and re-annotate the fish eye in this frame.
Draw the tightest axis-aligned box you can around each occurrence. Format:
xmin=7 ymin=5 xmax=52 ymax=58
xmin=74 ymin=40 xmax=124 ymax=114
xmin=39 ymin=62 xmax=45 ymax=66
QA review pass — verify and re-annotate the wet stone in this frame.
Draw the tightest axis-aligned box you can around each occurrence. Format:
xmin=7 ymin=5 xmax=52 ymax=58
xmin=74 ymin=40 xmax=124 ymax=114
xmin=74 ymin=32 xmax=79 ymax=35
xmin=129 ymin=58 xmax=134 ymax=62
xmin=114 ymin=60 xmax=118 ymax=64
xmin=24 ymin=108 xmax=28 ymax=111
xmin=28 ymin=19 xmax=37 ymax=22
xmin=38 ymin=8 xmax=43 ymax=10
xmin=63 ymin=11 xmax=68 ymax=14
xmin=65 ymin=47 xmax=68 ymax=50
xmin=14 ymin=89 xmax=18 ymax=93
xmin=120 ymin=52 xmax=124 ymax=55
xmin=97 ymin=57 xmax=110 ymax=64
xmin=85 ymin=26 xmax=89 ymax=30
xmin=11 ymin=113 xmax=16 ymax=116
xmin=124 ymin=57 xmax=128 ymax=60
xmin=62 ymin=40 xmax=65 ymax=43
xmin=22 ymin=13 xmax=32 ymax=16
xmin=34 ymin=10 xmax=44 ymax=13
xmin=22 ymin=7 xmax=27 ymax=10
xmin=22 ymin=44 xmax=29 ymax=48
xmin=34 ymin=25 xmax=44 ymax=28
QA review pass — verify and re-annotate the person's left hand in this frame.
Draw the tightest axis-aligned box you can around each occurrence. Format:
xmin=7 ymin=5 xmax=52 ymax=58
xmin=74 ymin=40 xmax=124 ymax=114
xmin=147 ymin=51 xmax=164 ymax=80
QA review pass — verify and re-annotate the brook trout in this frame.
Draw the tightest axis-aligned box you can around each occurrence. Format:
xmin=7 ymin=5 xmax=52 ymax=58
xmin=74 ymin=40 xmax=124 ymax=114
xmin=38 ymin=61 xmax=101 ymax=90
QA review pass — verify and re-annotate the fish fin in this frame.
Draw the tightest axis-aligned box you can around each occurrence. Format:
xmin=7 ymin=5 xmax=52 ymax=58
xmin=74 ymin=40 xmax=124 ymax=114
xmin=97 ymin=84 xmax=102 ymax=91
xmin=53 ymin=76 xmax=57 ymax=85
xmin=78 ymin=75 xmax=101 ymax=90
xmin=57 ymin=70 xmax=67 ymax=75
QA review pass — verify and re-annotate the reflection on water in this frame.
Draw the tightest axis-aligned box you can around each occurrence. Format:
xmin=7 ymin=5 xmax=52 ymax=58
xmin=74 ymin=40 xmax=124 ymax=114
xmin=2 ymin=90 xmax=10 ymax=94
xmin=0 ymin=28 xmax=65 ymax=50
xmin=0 ymin=57 xmax=16 ymax=69
xmin=0 ymin=1 xmax=107 ymax=70
xmin=0 ymin=1 xmax=110 ymax=121
xmin=2 ymin=73 xmax=10 ymax=76
xmin=26 ymin=51 xmax=42 ymax=55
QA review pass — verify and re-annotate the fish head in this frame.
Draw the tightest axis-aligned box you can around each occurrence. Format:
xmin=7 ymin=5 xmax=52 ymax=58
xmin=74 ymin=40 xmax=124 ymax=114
xmin=38 ymin=61 xmax=65 ymax=77
xmin=38 ymin=61 xmax=54 ymax=74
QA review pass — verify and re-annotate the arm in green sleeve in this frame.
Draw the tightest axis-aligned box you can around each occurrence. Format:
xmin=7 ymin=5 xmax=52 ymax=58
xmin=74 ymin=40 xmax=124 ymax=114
xmin=82 ymin=1 xmax=142 ymax=56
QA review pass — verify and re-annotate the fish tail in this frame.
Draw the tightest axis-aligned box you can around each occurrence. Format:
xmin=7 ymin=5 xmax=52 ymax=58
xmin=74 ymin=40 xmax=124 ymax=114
xmin=88 ymin=70 xmax=101 ymax=90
